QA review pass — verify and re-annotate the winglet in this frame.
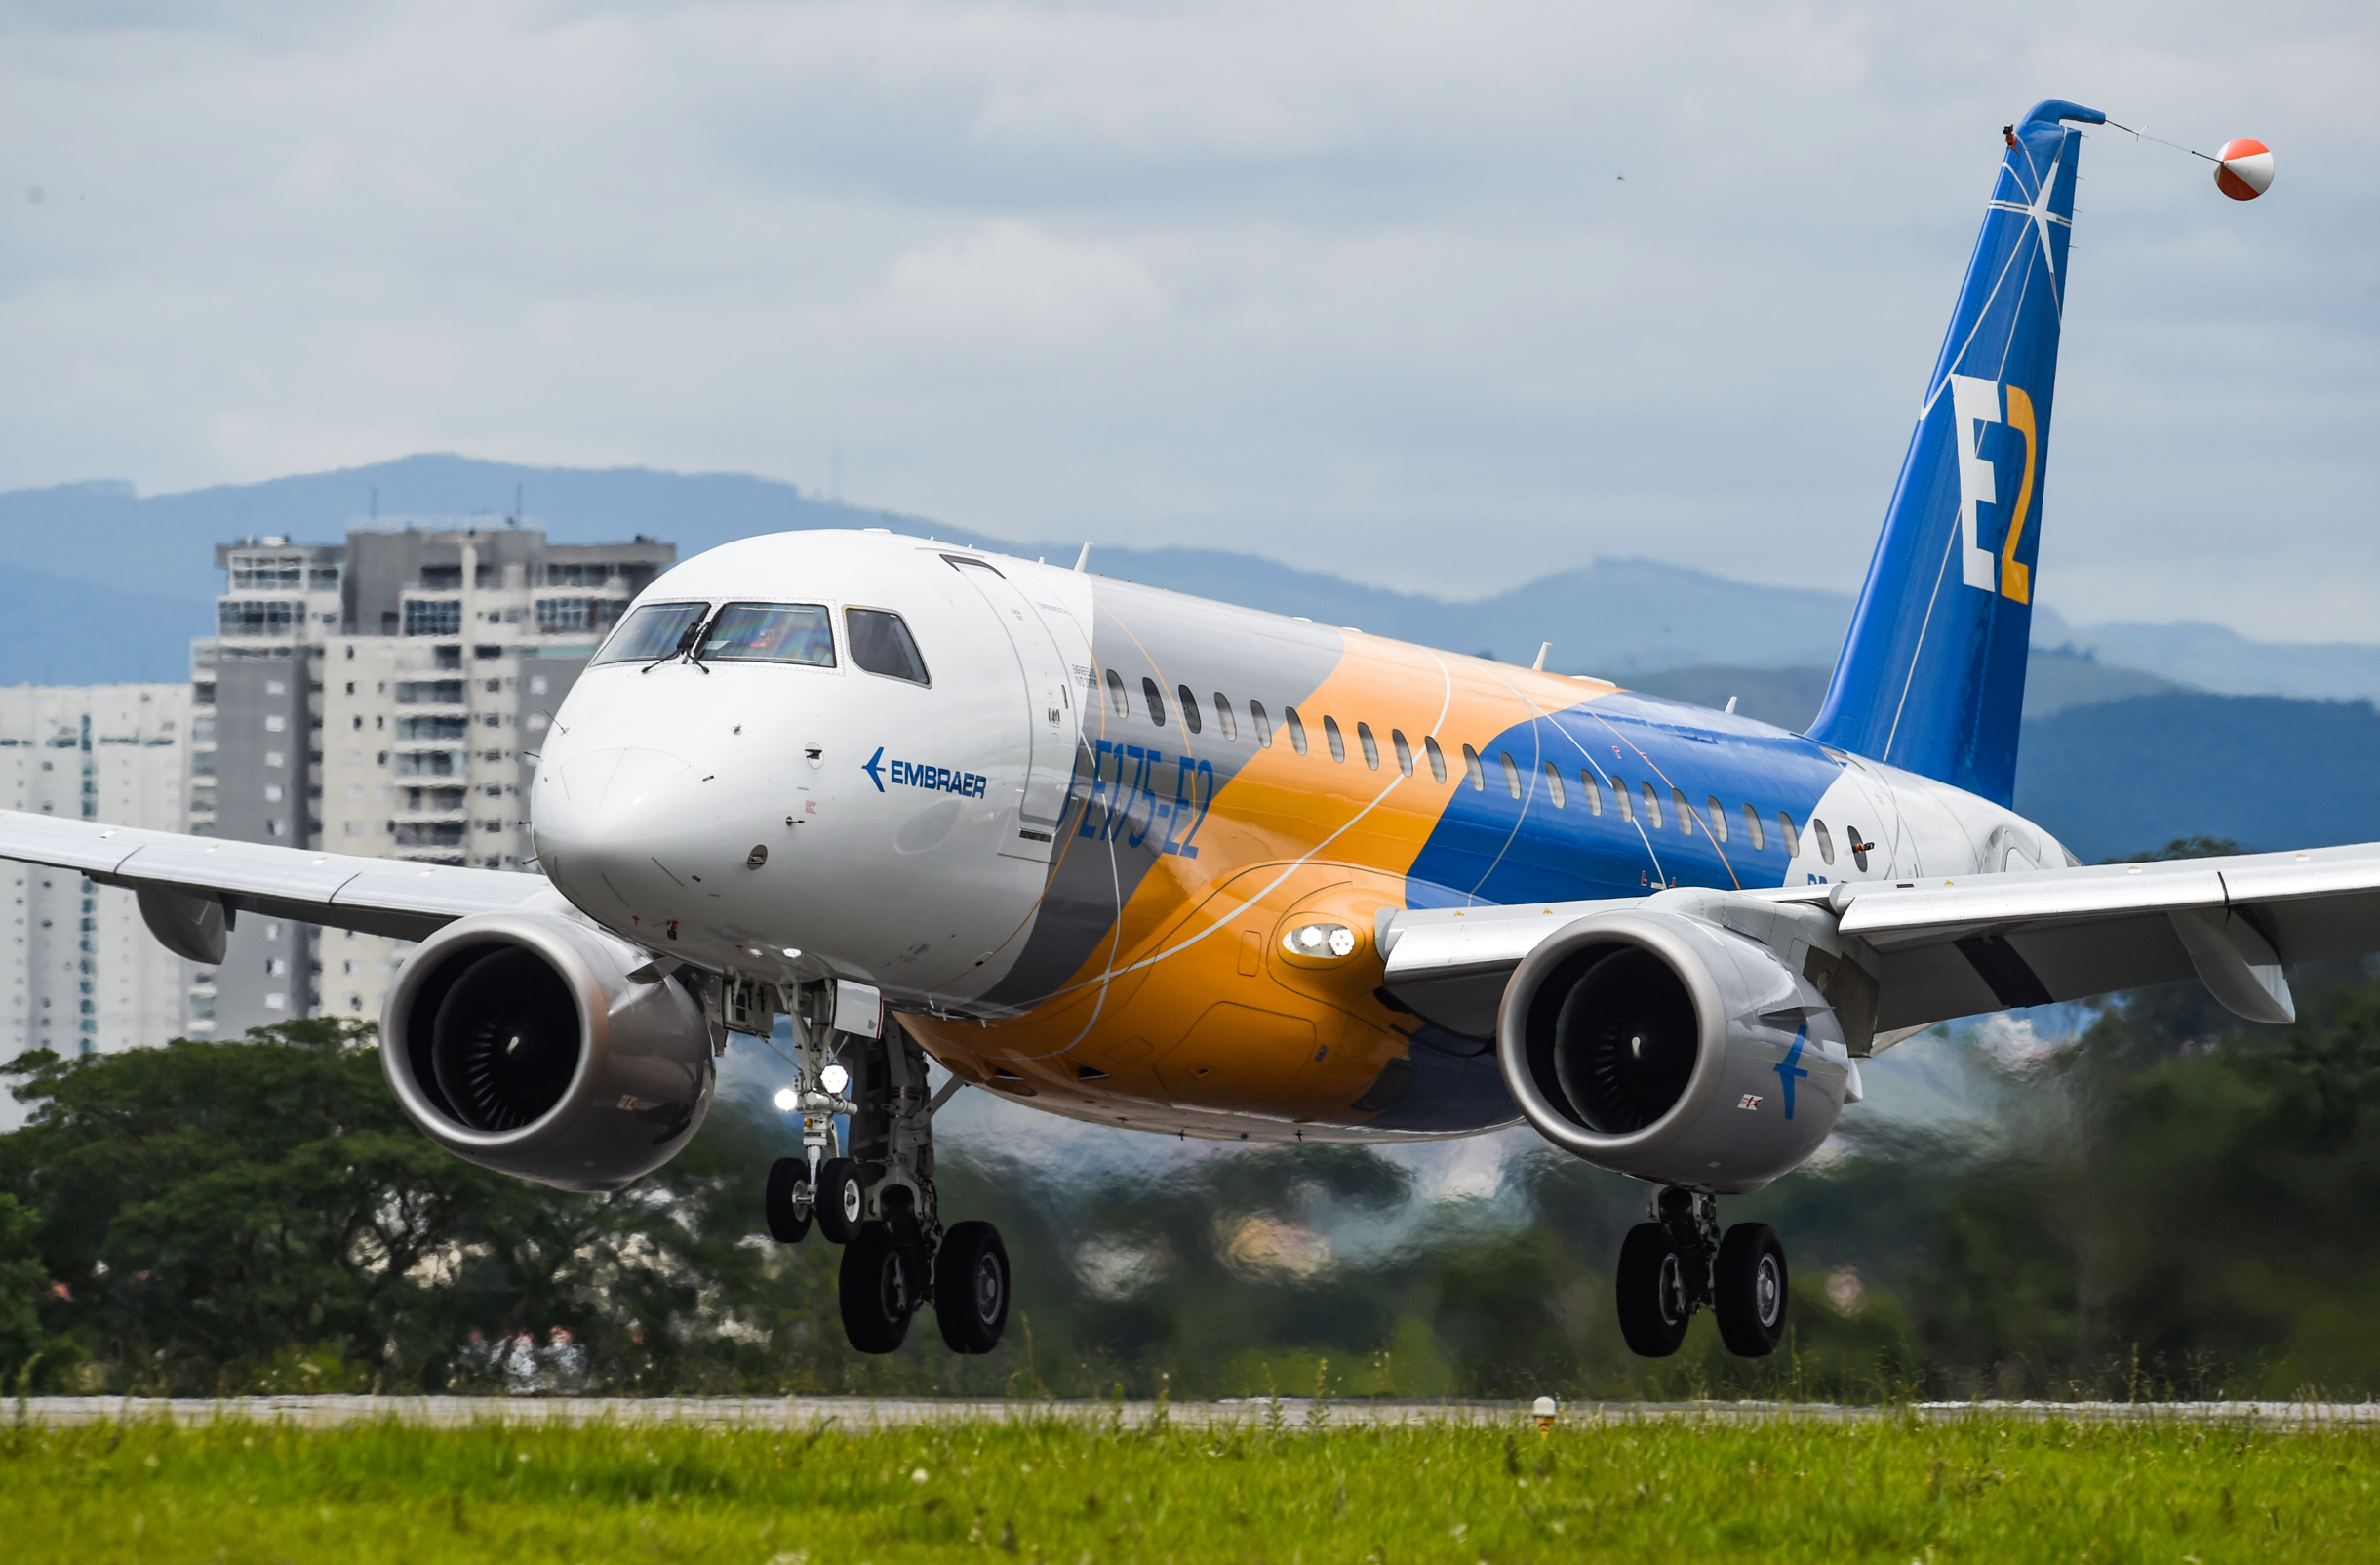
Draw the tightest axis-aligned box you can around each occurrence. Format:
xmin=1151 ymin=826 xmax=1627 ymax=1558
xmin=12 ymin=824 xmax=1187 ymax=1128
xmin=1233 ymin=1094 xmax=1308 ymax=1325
xmin=2022 ymin=99 xmax=2105 ymax=127
xmin=1073 ymin=542 xmax=1091 ymax=573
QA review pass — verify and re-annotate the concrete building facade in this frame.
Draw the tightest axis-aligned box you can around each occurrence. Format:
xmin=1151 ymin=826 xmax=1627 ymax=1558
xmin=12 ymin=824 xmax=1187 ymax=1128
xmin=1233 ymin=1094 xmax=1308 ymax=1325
xmin=197 ymin=526 xmax=673 ymax=1035
xmin=0 ymin=685 xmax=192 ymax=1128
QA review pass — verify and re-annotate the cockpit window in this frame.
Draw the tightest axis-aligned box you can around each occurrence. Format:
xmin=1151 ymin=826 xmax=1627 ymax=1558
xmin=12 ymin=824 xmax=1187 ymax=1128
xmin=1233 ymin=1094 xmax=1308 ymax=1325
xmin=847 ymin=608 xmax=931 ymax=685
xmin=592 ymin=601 xmax=708 ymax=665
xmin=699 ymin=603 xmax=837 ymax=666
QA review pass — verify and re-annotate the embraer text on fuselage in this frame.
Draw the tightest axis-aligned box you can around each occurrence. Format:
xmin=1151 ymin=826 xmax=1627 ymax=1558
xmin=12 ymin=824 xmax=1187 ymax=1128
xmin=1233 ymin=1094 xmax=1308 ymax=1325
xmin=861 ymin=745 xmax=987 ymax=799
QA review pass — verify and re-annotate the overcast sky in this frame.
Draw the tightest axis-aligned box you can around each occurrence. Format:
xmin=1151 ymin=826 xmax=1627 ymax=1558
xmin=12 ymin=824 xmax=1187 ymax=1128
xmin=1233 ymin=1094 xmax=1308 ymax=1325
xmin=2 ymin=1 xmax=2373 ymax=635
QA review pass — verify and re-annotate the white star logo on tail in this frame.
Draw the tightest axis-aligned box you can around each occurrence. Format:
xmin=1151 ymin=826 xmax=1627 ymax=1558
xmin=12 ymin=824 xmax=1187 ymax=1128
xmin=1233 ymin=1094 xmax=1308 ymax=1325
xmin=1985 ymin=154 xmax=2070 ymax=301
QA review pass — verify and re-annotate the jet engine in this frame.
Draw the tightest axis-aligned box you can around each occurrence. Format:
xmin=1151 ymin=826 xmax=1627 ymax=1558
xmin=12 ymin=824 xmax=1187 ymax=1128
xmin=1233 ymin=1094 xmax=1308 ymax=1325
xmin=381 ymin=910 xmax=717 ymax=1192
xmin=1494 ymin=904 xmax=1855 ymax=1193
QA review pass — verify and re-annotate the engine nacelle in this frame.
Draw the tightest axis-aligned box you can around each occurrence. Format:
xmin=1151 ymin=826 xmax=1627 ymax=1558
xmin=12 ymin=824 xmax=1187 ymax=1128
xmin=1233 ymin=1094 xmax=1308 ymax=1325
xmin=382 ymin=911 xmax=716 ymax=1192
xmin=1495 ymin=907 xmax=1854 ymax=1193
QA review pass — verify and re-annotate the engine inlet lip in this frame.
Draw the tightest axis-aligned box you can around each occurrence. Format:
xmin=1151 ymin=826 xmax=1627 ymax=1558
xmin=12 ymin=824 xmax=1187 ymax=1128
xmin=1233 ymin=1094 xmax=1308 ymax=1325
xmin=1494 ymin=910 xmax=1731 ymax=1161
xmin=382 ymin=913 xmax=609 ymax=1151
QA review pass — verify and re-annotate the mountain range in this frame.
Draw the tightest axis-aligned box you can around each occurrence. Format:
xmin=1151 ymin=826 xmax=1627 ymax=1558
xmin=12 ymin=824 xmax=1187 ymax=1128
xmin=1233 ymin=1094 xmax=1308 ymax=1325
xmin=10 ymin=453 xmax=2378 ymax=862
xmin=13 ymin=453 xmax=2380 ymax=697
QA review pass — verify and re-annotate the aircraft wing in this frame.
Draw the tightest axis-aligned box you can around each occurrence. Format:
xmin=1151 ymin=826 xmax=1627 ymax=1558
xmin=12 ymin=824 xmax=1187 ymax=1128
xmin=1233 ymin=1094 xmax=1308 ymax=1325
xmin=0 ymin=811 xmax=555 ymax=961
xmin=1379 ymin=842 xmax=2380 ymax=1047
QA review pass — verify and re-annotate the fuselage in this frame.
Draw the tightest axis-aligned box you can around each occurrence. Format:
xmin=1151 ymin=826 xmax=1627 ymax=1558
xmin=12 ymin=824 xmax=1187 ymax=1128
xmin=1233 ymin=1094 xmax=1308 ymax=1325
xmin=530 ymin=529 xmax=2070 ymax=1143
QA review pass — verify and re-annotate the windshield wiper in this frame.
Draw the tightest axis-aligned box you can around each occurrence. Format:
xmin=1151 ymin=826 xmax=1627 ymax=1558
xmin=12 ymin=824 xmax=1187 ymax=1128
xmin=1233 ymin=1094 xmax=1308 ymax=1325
xmin=642 ymin=615 xmax=713 ymax=674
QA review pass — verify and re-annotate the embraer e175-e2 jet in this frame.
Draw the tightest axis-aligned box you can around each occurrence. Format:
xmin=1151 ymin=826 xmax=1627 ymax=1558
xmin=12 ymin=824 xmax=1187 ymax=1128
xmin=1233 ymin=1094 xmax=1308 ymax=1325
xmin=7 ymin=99 xmax=2359 ymax=1359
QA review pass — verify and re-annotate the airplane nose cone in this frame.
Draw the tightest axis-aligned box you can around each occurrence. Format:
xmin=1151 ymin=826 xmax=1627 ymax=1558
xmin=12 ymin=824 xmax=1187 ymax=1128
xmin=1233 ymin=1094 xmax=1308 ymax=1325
xmin=557 ymin=746 xmax=694 ymax=819
xmin=533 ymin=745 xmax=705 ymax=921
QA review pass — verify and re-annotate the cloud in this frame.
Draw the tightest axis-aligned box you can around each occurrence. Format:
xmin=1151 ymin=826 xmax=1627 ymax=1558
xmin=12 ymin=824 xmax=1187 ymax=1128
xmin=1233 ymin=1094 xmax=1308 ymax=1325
xmin=880 ymin=220 xmax=1169 ymax=341
xmin=0 ymin=0 xmax=2373 ymax=630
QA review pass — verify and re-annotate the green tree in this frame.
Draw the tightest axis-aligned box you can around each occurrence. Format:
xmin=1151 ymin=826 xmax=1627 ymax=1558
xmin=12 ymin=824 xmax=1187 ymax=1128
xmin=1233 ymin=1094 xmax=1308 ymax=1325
xmin=0 ymin=1191 xmax=44 ymax=1384
xmin=0 ymin=1022 xmax=862 ymax=1393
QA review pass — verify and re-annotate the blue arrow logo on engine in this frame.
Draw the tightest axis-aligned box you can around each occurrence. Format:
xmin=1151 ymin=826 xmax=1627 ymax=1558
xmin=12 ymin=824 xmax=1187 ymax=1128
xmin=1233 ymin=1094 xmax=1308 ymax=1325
xmin=862 ymin=746 xmax=886 ymax=792
xmin=1774 ymin=1024 xmax=1810 ymax=1120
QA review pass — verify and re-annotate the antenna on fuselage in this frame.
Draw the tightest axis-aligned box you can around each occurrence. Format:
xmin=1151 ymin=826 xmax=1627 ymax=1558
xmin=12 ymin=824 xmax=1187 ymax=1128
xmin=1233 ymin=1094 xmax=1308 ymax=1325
xmin=1073 ymin=542 xmax=1091 ymax=573
xmin=1531 ymin=642 xmax=1550 ymax=671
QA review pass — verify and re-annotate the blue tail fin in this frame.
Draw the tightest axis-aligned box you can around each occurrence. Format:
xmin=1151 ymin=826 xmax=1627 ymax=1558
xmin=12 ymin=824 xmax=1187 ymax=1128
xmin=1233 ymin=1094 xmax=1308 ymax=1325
xmin=1806 ymin=99 xmax=2103 ymax=807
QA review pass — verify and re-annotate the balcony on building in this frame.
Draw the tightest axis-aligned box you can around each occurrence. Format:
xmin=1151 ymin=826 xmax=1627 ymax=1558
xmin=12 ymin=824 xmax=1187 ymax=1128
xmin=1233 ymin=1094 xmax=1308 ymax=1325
xmin=532 ymin=594 xmax=628 ymax=637
xmin=400 ymin=593 xmax=464 ymax=639
xmin=397 ymin=785 xmax=469 ymax=820
xmin=392 ymin=747 xmax=467 ymax=778
xmin=392 ymin=678 xmax=468 ymax=712
xmin=391 ymin=818 xmax=469 ymax=864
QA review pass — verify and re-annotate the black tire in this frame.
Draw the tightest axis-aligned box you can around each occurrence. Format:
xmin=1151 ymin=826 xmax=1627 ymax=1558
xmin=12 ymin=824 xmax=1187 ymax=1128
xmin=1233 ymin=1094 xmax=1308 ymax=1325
xmin=815 ymin=1156 xmax=865 ymax=1244
xmin=838 ymin=1222 xmax=914 ymax=1354
xmin=1615 ymin=1221 xmax=1691 ymax=1357
xmin=1714 ymin=1223 xmax=1789 ymax=1357
xmin=763 ymin=1157 xmax=812 ymax=1244
xmin=934 ymin=1221 xmax=1012 ymax=1354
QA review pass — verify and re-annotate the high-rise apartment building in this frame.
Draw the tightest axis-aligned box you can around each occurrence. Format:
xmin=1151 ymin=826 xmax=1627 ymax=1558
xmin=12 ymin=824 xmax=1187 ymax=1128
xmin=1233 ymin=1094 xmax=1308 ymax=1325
xmin=0 ymin=685 xmax=192 ymax=1129
xmin=194 ymin=526 xmax=675 ymax=1036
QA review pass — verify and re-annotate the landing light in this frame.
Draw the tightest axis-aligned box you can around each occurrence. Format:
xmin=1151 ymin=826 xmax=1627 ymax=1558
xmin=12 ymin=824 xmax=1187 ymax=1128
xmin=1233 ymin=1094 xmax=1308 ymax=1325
xmin=821 ymin=1063 xmax=850 ymax=1095
xmin=781 ymin=947 xmax=802 ymax=959
xmin=1283 ymin=923 xmax=1357 ymax=960
xmin=773 ymin=1087 xmax=798 ymax=1113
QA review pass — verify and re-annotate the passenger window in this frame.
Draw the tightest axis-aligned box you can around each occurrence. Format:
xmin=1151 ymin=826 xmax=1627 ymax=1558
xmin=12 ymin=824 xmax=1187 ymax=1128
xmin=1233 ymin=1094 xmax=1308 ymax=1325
xmin=1544 ymin=762 xmax=1566 ymax=808
xmin=1212 ymin=694 xmax=1238 ymax=742
xmin=1356 ymin=721 xmax=1380 ymax=770
xmin=1323 ymin=715 xmax=1346 ymax=762
xmin=1285 ymin=706 xmax=1309 ymax=755
xmin=1613 ymin=776 xmax=1634 ymax=822
xmin=1776 ymin=810 xmax=1801 ymax=856
xmin=1391 ymin=729 xmax=1414 ymax=777
xmin=1176 ymin=684 xmax=1202 ymax=734
xmin=1105 ymin=669 xmax=1130 ymax=719
xmin=706 ymin=603 xmax=838 ymax=667
xmin=1142 ymin=677 xmax=1168 ymax=727
xmin=1742 ymin=803 xmax=1765 ymax=850
xmin=1578 ymin=770 xmax=1602 ymax=815
xmin=1707 ymin=796 xmax=1728 ymax=843
xmin=1250 ymin=700 xmax=1273 ymax=747
xmin=844 ymin=608 xmax=927 ymax=683
xmin=1424 ymin=736 xmax=1448 ymax=783
xmin=1672 ymin=786 xmax=1692 ymax=835
xmin=1641 ymin=782 xmax=1663 ymax=828
xmin=1499 ymin=751 xmax=1522 ymax=799
xmin=1813 ymin=818 xmax=1835 ymax=864
xmin=1461 ymin=744 xmax=1486 ymax=791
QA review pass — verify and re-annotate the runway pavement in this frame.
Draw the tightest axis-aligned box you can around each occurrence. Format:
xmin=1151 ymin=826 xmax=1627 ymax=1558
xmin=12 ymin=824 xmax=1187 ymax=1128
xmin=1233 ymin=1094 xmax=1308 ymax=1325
xmin=12 ymin=1395 xmax=2380 ymax=1431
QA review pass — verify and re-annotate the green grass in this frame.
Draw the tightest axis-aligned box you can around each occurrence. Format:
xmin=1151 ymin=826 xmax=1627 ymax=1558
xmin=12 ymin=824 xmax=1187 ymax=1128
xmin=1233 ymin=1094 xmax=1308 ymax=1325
xmin=4 ymin=1410 xmax=2378 ymax=1562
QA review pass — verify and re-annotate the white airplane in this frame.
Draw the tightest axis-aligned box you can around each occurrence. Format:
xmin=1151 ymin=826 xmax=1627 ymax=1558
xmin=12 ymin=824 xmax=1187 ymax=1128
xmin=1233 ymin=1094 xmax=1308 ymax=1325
xmin=8 ymin=100 xmax=2365 ymax=1361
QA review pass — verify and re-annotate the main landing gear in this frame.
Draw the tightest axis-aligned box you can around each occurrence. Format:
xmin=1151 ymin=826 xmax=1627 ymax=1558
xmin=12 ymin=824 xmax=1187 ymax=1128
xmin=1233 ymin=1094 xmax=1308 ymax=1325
xmin=761 ymin=989 xmax=1009 ymax=1356
xmin=1615 ymin=1186 xmax=1789 ymax=1358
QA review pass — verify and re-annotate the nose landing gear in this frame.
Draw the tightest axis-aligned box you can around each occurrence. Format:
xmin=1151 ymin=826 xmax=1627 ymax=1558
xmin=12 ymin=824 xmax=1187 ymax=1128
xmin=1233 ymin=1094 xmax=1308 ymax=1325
xmin=1615 ymin=1186 xmax=1790 ymax=1358
xmin=761 ymin=985 xmax=1009 ymax=1357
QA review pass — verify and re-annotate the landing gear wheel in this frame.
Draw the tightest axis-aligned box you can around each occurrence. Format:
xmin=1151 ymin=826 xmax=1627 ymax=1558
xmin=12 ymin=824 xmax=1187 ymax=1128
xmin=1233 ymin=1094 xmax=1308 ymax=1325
xmin=814 ymin=1156 xmax=865 ymax=1245
xmin=764 ymin=1157 xmax=813 ymax=1243
xmin=1713 ymin=1222 xmax=1789 ymax=1357
xmin=934 ymin=1221 xmax=1012 ymax=1354
xmin=1615 ymin=1221 xmax=1691 ymax=1357
xmin=838 ymin=1222 xmax=914 ymax=1354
